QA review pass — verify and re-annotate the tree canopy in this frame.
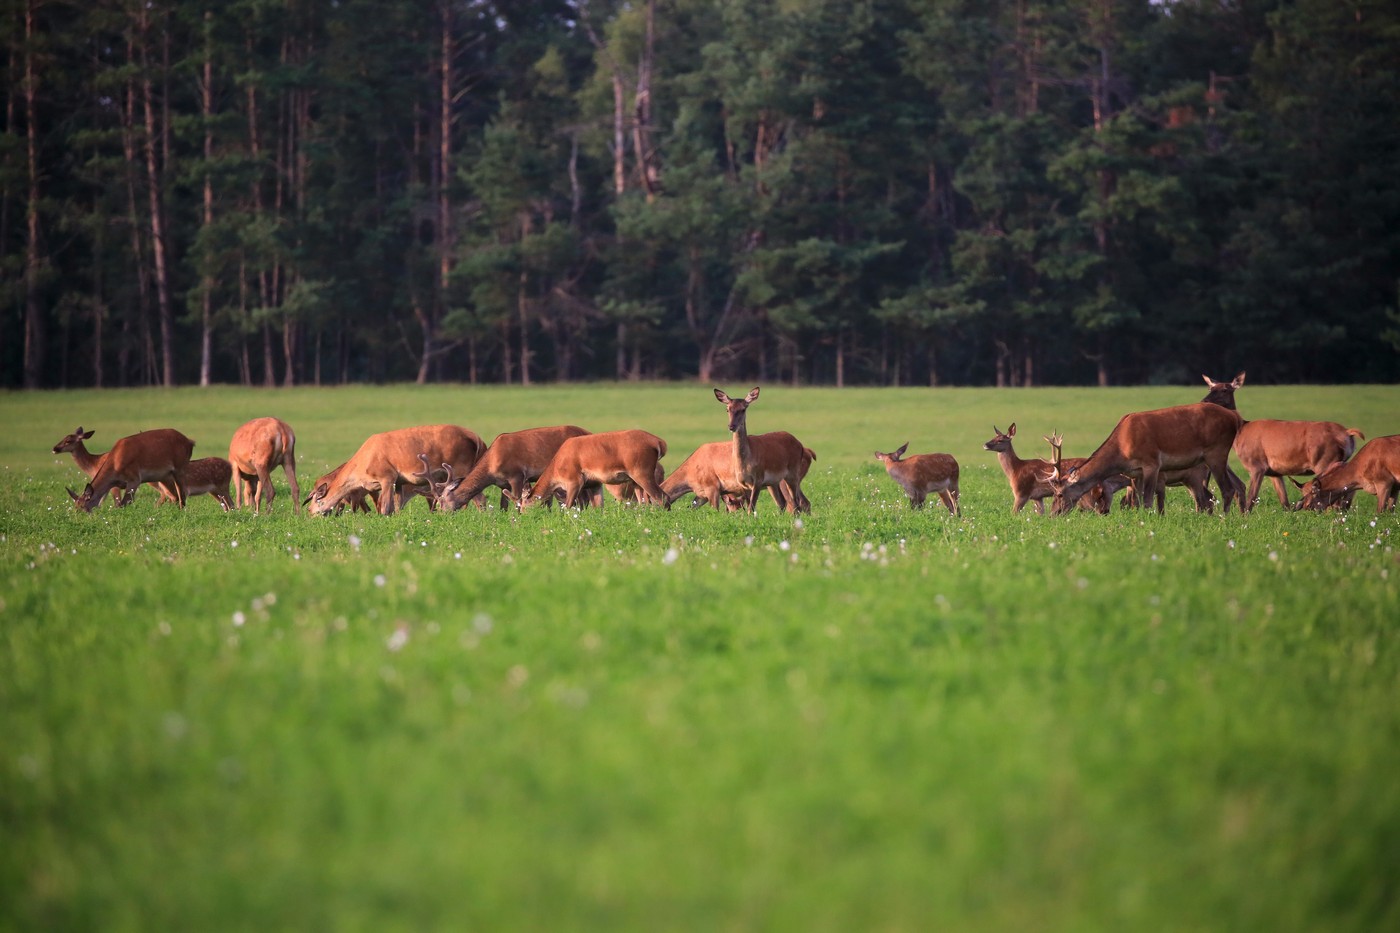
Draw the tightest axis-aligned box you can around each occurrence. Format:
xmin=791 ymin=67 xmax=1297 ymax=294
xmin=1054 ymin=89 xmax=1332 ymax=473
xmin=4 ymin=0 xmax=1398 ymax=388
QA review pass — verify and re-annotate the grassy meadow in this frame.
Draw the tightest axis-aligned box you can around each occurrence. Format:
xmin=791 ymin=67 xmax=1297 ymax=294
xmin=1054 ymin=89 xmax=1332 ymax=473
xmin=2 ymin=382 xmax=1397 ymax=932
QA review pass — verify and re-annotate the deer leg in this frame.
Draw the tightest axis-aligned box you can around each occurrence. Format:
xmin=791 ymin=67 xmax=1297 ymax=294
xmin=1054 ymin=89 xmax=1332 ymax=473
xmin=637 ymin=472 xmax=671 ymax=510
xmin=1245 ymin=470 xmax=1265 ymax=513
xmin=282 ymin=455 xmax=301 ymax=514
xmin=1269 ymin=475 xmax=1289 ymax=509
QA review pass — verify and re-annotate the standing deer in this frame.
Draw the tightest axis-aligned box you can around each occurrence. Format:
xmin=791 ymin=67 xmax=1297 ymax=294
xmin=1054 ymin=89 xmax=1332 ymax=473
xmin=983 ymin=423 xmax=1062 ymax=514
xmin=522 ymin=430 xmax=669 ymax=509
xmin=155 ymin=457 xmax=234 ymax=510
xmin=306 ymin=425 xmax=486 ymax=516
xmin=874 ymin=443 xmax=960 ymax=514
xmin=427 ymin=425 xmax=591 ymax=511
xmin=68 ymin=428 xmax=196 ymax=512
xmin=713 ymin=387 xmax=813 ymax=514
xmin=1296 ymin=435 xmax=1400 ymax=514
xmin=52 ymin=427 xmax=127 ymax=505
xmin=1201 ymin=372 xmax=1363 ymax=510
xmin=228 ymin=417 xmax=301 ymax=514
xmin=1048 ymin=404 xmax=1242 ymax=515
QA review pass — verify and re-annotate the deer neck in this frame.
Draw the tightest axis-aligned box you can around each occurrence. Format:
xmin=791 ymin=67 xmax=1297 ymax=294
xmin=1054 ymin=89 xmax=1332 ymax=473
xmin=994 ymin=447 xmax=1024 ymax=477
xmin=730 ymin=419 xmax=756 ymax=485
xmin=70 ymin=441 xmax=103 ymax=477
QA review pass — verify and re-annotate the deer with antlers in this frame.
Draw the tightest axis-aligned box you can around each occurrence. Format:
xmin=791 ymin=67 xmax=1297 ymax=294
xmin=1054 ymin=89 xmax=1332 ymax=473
xmin=713 ymin=387 xmax=814 ymax=514
xmin=306 ymin=425 xmax=486 ymax=516
xmin=68 ymin=428 xmax=196 ymax=513
xmin=228 ymin=417 xmax=301 ymax=514
xmin=874 ymin=443 xmax=960 ymax=514
xmin=1201 ymin=372 xmax=1363 ymax=510
xmin=983 ymin=423 xmax=1070 ymax=514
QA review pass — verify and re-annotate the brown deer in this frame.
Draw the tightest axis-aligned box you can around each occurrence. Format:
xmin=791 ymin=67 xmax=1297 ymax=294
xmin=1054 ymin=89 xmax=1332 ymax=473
xmin=874 ymin=443 xmax=960 ymax=514
xmin=663 ymin=442 xmax=746 ymax=510
xmin=427 ymin=425 xmax=591 ymax=511
xmin=304 ymin=463 xmax=375 ymax=515
xmin=983 ymin=423 xmax=1062 ymax=514
xmin=1114 ymin=463 xmax=1214 ymax=513
xmin=228 ymin=416 xmax=301 ymax=514
xmin=306 ymin=425 xmax=486 ymax=516
xmin=1043 ymin=431 xmax=1130 ymax=514
xmin=713 ymin=387 xmax=813 ymax=514
xmin=1048 ymin=403 xmax=1242 ymax=515
xmin=521 ymin=429 xmax=669 ymax=509
xmin=68 ymin=428 xmax=196 ymax=512
xmin=155 ymin=457 xmax=234 ymax=510
xmin=1201 ymin=372 xmax=1363 ymax=510
xmin=1296 ymin=435 xmax=1400 ymax=513
xmin=52 ymin=427 xmax=128 ymax=505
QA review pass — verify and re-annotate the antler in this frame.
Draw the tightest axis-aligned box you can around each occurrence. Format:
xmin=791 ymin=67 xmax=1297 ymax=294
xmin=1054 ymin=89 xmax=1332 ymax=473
xmin=1043 ymin=431 xmax=1064 ymax=465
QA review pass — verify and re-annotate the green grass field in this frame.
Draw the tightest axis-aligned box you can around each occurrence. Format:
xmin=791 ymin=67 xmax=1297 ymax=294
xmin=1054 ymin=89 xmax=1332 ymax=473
xmin=2 ymin=383 xmax=1397 ymax=932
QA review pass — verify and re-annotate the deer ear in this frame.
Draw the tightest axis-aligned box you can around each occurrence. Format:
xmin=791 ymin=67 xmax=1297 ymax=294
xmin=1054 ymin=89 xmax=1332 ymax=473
xmin=1202 ymin=374 xmax=1214 ymax=387
xmin=66 ymin=486 xmax=79 ymax=501
xmin=1008 ymin=423 xmax=1017 ymax=437
xmin=1233 ymin=372 xmax=1246 ymax=388
xmin=82 ymin=429 xmax=94 ymax=439
xmin=895 ymin=442 xmax=909 ymax=458
xmin=713 ymin=388 xmax=729 ymax=403
xmin=745 ymin=387 xmax=760 ymax=403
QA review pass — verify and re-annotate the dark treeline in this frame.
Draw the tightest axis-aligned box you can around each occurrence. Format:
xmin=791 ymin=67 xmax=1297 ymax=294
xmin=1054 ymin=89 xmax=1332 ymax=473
xmin=3 ymin=0 xmax=1399 ymax=389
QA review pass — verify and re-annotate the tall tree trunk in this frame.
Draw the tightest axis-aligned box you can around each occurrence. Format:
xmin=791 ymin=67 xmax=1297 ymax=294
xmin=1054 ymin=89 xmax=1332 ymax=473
xmin=22 ymin=0 xmax=44 ymax=388
xmin=199 ymin=11 xmax=214 ymax=386
xmin=632 ymin=0 xmax=658 ymax=200
xmin=121 ymin=59 xmax=156 ymax=386
xmin=138 ymin=4 xmax=175 ymax=387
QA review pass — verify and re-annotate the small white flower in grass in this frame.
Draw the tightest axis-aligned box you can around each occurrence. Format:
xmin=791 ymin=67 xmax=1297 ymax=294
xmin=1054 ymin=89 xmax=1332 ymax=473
xmin=1228 ymin=540 xmax=1236 ymax=549
xmin=454 ymin=552 xmax=462 ymax=559
xmin=745 ymin=536 xmax=755 ymax=547
xmin=230 ymin=540 xmax=238 ymax=549
xmin=232 ymin=611 xmax=246 ymax=627
xmin=472 ymin=613 xmax=494 ymax=635
xmin=348 ymin=534 xmax=361 ymax=551
xmin=794 ymin=518 xmax=804 ymax=530
xmin=662 ymin=548 xmax=680 ymax=565
xmin=1269 ymin=551 xmax=1279 ymax=562
xmin=421 ymin=541 xmax=428 ymax=547
xmin=373 ymin=574 xmax=386 ymax=587
xmin=779 ymin=540 xmax=790 ymax=551
xmin=1048 ymin=542 xmax=1058 ymax=550
xmin=386 ymin=623 xmax=410 ymax=652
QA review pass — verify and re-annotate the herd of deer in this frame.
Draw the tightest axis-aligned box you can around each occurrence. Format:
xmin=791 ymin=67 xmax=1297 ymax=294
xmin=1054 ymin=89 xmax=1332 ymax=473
xmin=51 ymin=375 xmax=1400 ymax=520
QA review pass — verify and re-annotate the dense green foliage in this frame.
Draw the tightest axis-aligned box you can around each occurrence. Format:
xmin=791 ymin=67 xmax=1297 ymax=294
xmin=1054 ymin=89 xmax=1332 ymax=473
xmin=5 ymin=1 xmax=1400 ymax=389
xmin=2 ymin=383 xmax=1398 ymax=929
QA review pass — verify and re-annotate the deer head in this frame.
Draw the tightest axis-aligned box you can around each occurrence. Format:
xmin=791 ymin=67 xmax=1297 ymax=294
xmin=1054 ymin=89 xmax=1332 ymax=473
xmin=52 ymin=426 xmax=95 ymax=454
xmin=1201 ymin=371 xmax=1246 ymax=409
xmin=715 ymin=386 xmax=760 ymax=433
xmin=874 ymin=442 xmax=910 ymax=464
xmin=983 ymin=423 xmax=1017 ymax=452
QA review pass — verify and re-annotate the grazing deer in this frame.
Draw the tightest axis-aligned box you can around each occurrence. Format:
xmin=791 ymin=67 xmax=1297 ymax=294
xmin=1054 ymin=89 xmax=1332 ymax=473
xmin=1201 ymin=372 xmax=1363 ymax=510
xmin=52 ymin=427 xmax=128 ymax=505
xmin=983 ymin=423 xmax=1062 ymax=514
xmin=1047 ymin=403 xmax=1242 ymax=515
xmin=155 ymin=457 xmax=234 ymax=510
xmin=228 ymin=417 xmax=301 ymax=514
xmin=306 ymin=425 xmax=486 ymax=516
xmin=305 ymin=463 xmax=375 ymax=515
xmin=874 ymin=443 xmax=960 ymax=514
xmin=1043 ymin=431 xmax=1129 ymax=514
xmin=427 ymin=425 xmax=591 ymax=511
xmin=68 ymin=428 xmax=196 ymax=512
xmin=663 ymin=442 xmax=746 ymax=510
xmin=713 ymin=387 xmax=813 ymax=514
xmin=1296 ymin=435 xmax=1400 ymax=514
xmin=522 ymin=429 xmax=669 ymax=509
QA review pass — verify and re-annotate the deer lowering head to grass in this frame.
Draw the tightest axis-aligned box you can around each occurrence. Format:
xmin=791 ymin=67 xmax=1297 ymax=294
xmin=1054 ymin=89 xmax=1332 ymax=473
xmin=713 ymin=387 xmax=813 ymax=514
xmin=426 ymin=425 xmax=591 ymax=512
xmin=228 ymin=417 xmax=300 ymax=514
xmin=155 ymin=456 xmax=234 ymax=510
xmin=305 ymin=463 xmax=375 ymax=515
xmin=1047 ymin=403 xmax=1242 ymax=515
xmin=68 ymin=428 xmax=196 ymax=513
xmin=522 ymin=430 xmax=669 ymax=510
xmin=52 ymin=427 xmax=127 ymax=506
xmin=1296 ymin=435 xmax=1400 ymax=514
xmin=874 ymin=443 xmax=960 ymax=514
xmin=307 ymin=425 xmax=486 ymax=516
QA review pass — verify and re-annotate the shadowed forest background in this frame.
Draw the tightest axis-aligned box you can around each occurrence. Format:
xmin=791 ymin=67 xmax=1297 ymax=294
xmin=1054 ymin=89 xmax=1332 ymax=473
xmin=3 ymin=0 xmax=1399 ymax=389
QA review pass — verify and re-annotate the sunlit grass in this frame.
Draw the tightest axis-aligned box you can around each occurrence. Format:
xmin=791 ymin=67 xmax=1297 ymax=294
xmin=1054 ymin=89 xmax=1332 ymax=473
xmin=2 ymin=383 xmax=1397 ymax=931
